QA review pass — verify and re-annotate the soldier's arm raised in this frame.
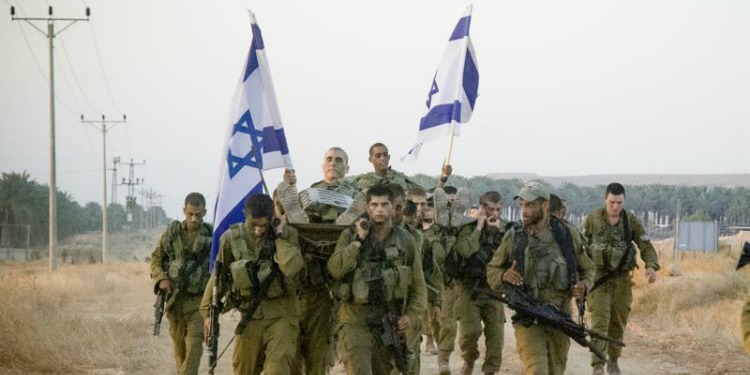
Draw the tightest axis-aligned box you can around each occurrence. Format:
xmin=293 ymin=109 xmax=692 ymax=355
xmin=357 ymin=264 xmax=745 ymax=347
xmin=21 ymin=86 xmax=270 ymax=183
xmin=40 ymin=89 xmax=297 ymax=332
xmin=454 ymin=224 xmax=481 ymax=258
xmin=327 ymin=228 xmax=361 ymax=280
xmin=274 ymin=225 xmax=304 ymax=278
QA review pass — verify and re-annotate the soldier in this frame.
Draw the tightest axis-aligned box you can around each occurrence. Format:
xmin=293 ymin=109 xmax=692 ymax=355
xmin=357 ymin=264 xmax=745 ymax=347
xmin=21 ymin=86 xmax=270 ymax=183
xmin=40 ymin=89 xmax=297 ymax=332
xmin=487 ymin=182 xmax=594 ymax=375
xmin=582 ymin=182 xmax=660 ymax=375
xmin=407 ymin=188 xmax=445 ymax=357
xmin=200 ymin=193 xmax=304 ymax=375
xmin=274 ymin=147 xmax=364 ymax=375
xmin=353 ymin=142 xmax=452 ymax=192
xmin=449 ymin=191 xmax=510 ymax=375
xmin=150 ymin=192 xmax=213 ymax=375
xmin=327 ymin=184 xmax=427 ymax=375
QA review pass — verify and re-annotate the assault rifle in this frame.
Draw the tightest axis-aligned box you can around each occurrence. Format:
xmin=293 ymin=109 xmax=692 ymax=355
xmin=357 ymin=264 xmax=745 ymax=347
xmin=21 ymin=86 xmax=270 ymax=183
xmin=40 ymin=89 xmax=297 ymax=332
xmin=366 ymin=246 xmax=411 ymax=374
xmin=152 ymin=256 xmax=169 ymax=336
xmin=475 ymin=286 xmax=624 ymax=361
xmin=152 ymin=289 xmax=166 ymax=336
xmin=207 ymin=261 xmax=223 ymax=375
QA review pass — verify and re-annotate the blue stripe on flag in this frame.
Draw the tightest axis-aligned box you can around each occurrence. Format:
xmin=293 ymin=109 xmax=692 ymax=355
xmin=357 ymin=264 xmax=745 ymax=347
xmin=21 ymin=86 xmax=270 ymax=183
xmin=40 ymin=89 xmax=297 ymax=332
xmin=243 ymin=24 xmax=266 ymax=82
xmin=210 ymin=182 xmax=263 ymax=271
xmin=449 ymin=16 xmax=471 ymax=41
xmin=463 ymin=50 xmax=479 ymax=110
xmin=261 ymin=127 xmax=290 ymax=154
xmin=419 ymin=101 xmax=462 ymax=131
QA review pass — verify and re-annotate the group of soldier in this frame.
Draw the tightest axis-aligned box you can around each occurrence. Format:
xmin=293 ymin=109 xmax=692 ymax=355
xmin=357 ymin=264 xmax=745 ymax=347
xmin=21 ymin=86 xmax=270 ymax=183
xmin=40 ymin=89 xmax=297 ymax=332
xmin=150 ymin=142 xmax=750 ymax=375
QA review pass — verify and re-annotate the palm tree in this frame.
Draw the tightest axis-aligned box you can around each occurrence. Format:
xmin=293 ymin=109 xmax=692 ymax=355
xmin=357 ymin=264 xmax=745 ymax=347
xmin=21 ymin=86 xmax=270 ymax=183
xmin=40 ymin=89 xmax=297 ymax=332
xmin=0 ymin=171 xmax=33 ymax=247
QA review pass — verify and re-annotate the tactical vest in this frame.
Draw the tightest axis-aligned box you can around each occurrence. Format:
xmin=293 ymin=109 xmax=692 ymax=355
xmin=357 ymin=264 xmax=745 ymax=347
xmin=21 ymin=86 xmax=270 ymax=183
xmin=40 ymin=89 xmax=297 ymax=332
xmin=334 ymin=227 xmax=414 ymax=305
xmin=162 ymin=220 xmax=212 ymax=295
xmin=226 ymin=223 xmax=293 ymax=301
xmin=444 ymin=222 xmax=511 ymax=284
xmin=510 ymin=217 xmax=577 ymax=297
xmin=587 ymin=211 xmax=636 ymax=272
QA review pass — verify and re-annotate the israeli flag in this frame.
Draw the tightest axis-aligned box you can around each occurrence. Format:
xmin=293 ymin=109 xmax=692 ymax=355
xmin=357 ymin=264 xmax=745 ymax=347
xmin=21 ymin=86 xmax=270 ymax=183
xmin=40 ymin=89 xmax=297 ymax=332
xmin=403 ymin=4 xmax=478 ymax=161
xmin=211 ymin=11 xmax=293 ymax=268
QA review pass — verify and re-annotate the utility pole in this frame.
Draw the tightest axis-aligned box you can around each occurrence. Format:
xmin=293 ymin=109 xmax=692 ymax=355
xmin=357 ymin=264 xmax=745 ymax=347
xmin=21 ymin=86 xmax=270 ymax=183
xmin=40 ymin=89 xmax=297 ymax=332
xmin=121 ymin=159 xmax=145 ymax=229
xmin=81 ymin=114 xmax=126 ymax=264
xmin=111 ymin=157 xmax=121 ymax=203
xmin=11 ymin=6 xmax=90 ymax=271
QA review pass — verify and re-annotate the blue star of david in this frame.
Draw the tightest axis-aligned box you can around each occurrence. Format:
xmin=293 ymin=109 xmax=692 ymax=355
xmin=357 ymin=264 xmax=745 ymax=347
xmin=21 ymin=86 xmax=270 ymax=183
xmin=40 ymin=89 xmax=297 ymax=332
xmin=227 ymin=110 xmax=264 ymax=178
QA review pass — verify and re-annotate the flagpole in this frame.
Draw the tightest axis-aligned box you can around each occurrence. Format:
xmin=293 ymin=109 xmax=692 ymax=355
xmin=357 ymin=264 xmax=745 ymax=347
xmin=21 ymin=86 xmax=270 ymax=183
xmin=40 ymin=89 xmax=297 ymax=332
xmin=444 ymin=4 xmax=472 ymax=167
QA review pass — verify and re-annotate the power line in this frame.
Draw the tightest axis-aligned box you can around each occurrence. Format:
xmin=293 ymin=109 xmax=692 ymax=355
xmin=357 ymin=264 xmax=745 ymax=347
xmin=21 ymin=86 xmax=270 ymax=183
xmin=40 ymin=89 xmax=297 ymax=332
xmin=10 ymin=4 xmax=91 ymax=272
xmin=87 ymin=19 xmax=123 ymax=114
xmin=59 ymin=33 xmax=101 ymax=113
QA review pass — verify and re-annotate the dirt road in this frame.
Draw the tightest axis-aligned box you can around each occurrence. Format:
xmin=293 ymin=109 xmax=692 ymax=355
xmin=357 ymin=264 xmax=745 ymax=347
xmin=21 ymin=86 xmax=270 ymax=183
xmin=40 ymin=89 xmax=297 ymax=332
xmin=148 ymin=307 xmax=706 ymax=375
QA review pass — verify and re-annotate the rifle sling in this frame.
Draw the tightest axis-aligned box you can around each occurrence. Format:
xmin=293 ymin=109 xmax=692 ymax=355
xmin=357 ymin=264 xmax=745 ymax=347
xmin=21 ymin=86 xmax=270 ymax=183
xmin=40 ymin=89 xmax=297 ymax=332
xmin=590 ymin=211 xmax=632 ymax=292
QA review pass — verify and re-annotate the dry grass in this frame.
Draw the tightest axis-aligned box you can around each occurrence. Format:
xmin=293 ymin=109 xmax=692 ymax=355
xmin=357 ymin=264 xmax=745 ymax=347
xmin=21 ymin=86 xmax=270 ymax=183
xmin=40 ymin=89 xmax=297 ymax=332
xmin=2 ymin=231 xmax=750 ymax=374
xmin=627 ymin=237 xmax=750 ymax=373
xmin=0 ymin=229 xmax=164 ymax=374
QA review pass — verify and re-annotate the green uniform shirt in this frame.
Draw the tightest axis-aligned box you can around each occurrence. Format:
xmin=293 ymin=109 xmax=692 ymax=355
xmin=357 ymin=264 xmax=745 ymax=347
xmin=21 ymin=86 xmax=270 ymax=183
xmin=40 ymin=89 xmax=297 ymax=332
xmin=582 ymin=208 xmax=660 ymax=275
xmin=353 ymin=167 xmax=422 ymax=192
xmin=307 ymin=179 xmax=361 ymax=223
xmin=327 ymin=225 xmax=427 ymax=327
xmin=487 ymin=220 xmax=595 ymax=314
xmin=200 ymin=223 xmax=304 ymax=320
xmin=150 ymin=220 xmax=213 ymax=299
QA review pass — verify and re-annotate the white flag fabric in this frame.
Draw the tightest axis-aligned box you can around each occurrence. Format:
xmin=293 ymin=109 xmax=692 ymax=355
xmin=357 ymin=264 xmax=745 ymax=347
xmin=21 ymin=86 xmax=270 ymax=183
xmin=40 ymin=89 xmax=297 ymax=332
xmin=211 ymin=11 xmax=293 ymax=268
xmin=403 ymin=4 xmax=479 ymax=161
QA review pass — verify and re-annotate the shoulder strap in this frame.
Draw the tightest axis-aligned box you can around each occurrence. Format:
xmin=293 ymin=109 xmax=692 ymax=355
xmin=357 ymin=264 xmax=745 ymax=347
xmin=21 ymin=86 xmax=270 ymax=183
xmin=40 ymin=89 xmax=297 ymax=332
xmin=549 ymin=217 xmax=578 ymax=286
xmin=512 ymin=223 xmax=527 ymax=276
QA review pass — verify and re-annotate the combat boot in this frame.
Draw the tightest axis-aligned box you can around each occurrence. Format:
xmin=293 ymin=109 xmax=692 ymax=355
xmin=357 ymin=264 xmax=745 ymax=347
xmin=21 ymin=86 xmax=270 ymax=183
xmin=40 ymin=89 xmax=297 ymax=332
xmin=438 ymin=350 xmax=451 ymax=375
xmin=450 ymin=188 xmax=470 ymax=226
xmin=460 ymin=361 xmax=474 ymax=375
xmin=335 ymin=191 xmax=366 ymax=225
xmin=277 ymin=182 xmax=309 ymax=224
xmin=606 ymin=359 xmax=621 ymax=375
xmin=433 ymin=188 xmax=450 ymax=227
xmin=592 ymin=363 xmax=605 ymax=375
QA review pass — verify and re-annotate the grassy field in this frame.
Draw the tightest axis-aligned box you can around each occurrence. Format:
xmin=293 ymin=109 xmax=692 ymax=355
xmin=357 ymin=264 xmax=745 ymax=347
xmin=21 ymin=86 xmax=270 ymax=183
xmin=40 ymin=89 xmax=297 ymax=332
xmin=0 ymin=230 xmax=749 ymax=374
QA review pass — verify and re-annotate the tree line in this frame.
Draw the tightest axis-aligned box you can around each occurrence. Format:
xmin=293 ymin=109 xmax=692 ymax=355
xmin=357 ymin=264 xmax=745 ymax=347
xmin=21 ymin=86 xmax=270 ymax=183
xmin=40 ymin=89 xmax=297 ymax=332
xmin=3 ymin=170 xmax=748 ymax=247
xmin=0 ymin=171 xmax=169 ymax=247
xmin=410 ymin=174 xmax=750 ymax=230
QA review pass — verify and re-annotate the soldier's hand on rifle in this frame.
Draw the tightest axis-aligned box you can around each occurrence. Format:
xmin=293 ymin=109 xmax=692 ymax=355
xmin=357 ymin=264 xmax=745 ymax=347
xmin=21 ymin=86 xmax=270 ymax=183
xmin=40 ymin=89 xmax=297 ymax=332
xmin=572 ymin=280 xmax=586 ymax=299
xmin=397 ymin=314 xmax=412 ymax=334
xmin=283 ymin=168 xmax=297 ymax=185
xmin=355 ymin=218 xmax=369 ymax=241
xmin=158 ymin=278 xmax=173 ymax=294
xmin=203 ymin=317 xmax=211 ymax=343
xmin=645 ymin=267 xmax=657 ymax=284
xmin=502 ymin=260 xmax=524 ymax=286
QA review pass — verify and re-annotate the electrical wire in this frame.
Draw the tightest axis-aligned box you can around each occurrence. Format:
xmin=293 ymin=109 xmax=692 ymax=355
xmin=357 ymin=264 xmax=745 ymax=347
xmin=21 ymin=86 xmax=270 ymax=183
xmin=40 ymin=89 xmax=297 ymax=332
xmin=59 ymin=33 xmax=102 ymax=114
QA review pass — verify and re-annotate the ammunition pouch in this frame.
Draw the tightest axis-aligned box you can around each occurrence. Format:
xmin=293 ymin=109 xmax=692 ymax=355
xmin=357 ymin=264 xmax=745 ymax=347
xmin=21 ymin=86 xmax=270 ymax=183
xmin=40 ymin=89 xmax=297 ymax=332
xmin=230 ymin=260 xmax=257 ymax=298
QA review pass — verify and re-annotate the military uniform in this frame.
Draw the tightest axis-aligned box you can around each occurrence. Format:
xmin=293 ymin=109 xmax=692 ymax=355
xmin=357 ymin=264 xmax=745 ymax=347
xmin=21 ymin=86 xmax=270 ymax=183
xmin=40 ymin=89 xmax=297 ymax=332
xmin=452 ymin=219 xmax=509 ymax=374
xmin=353 ymin=167 xmax=422 ymax=192
xmin=150 ymin=220 xmax=212 ymax=375
xmin=200 ymin=222 xmax=304 ymax=375
xmin=305 ymin=179 xmax=361 ymax=223
xmin=327 ymin=226 xmax=427 ymax=375
xmin=291 ymin=179 xmax=360 ymax=375
xmin=421 ymin=225 xmax=446 ymax=352
xmin=582 ymin=209 xmax=660 ymax=366
xmin=437 ymin=227 xmax=459 ymax=362
xmin=743 ymin=299 xmax=750 ymax=354
xmin=487 ymin=218 xmax=595 ymax=375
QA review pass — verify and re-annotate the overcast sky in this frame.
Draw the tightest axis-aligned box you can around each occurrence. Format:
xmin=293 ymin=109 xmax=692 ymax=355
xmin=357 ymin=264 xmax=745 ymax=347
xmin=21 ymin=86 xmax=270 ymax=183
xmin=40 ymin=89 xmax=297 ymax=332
xmin=1 ymin=0 xmax=748 ymax=220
